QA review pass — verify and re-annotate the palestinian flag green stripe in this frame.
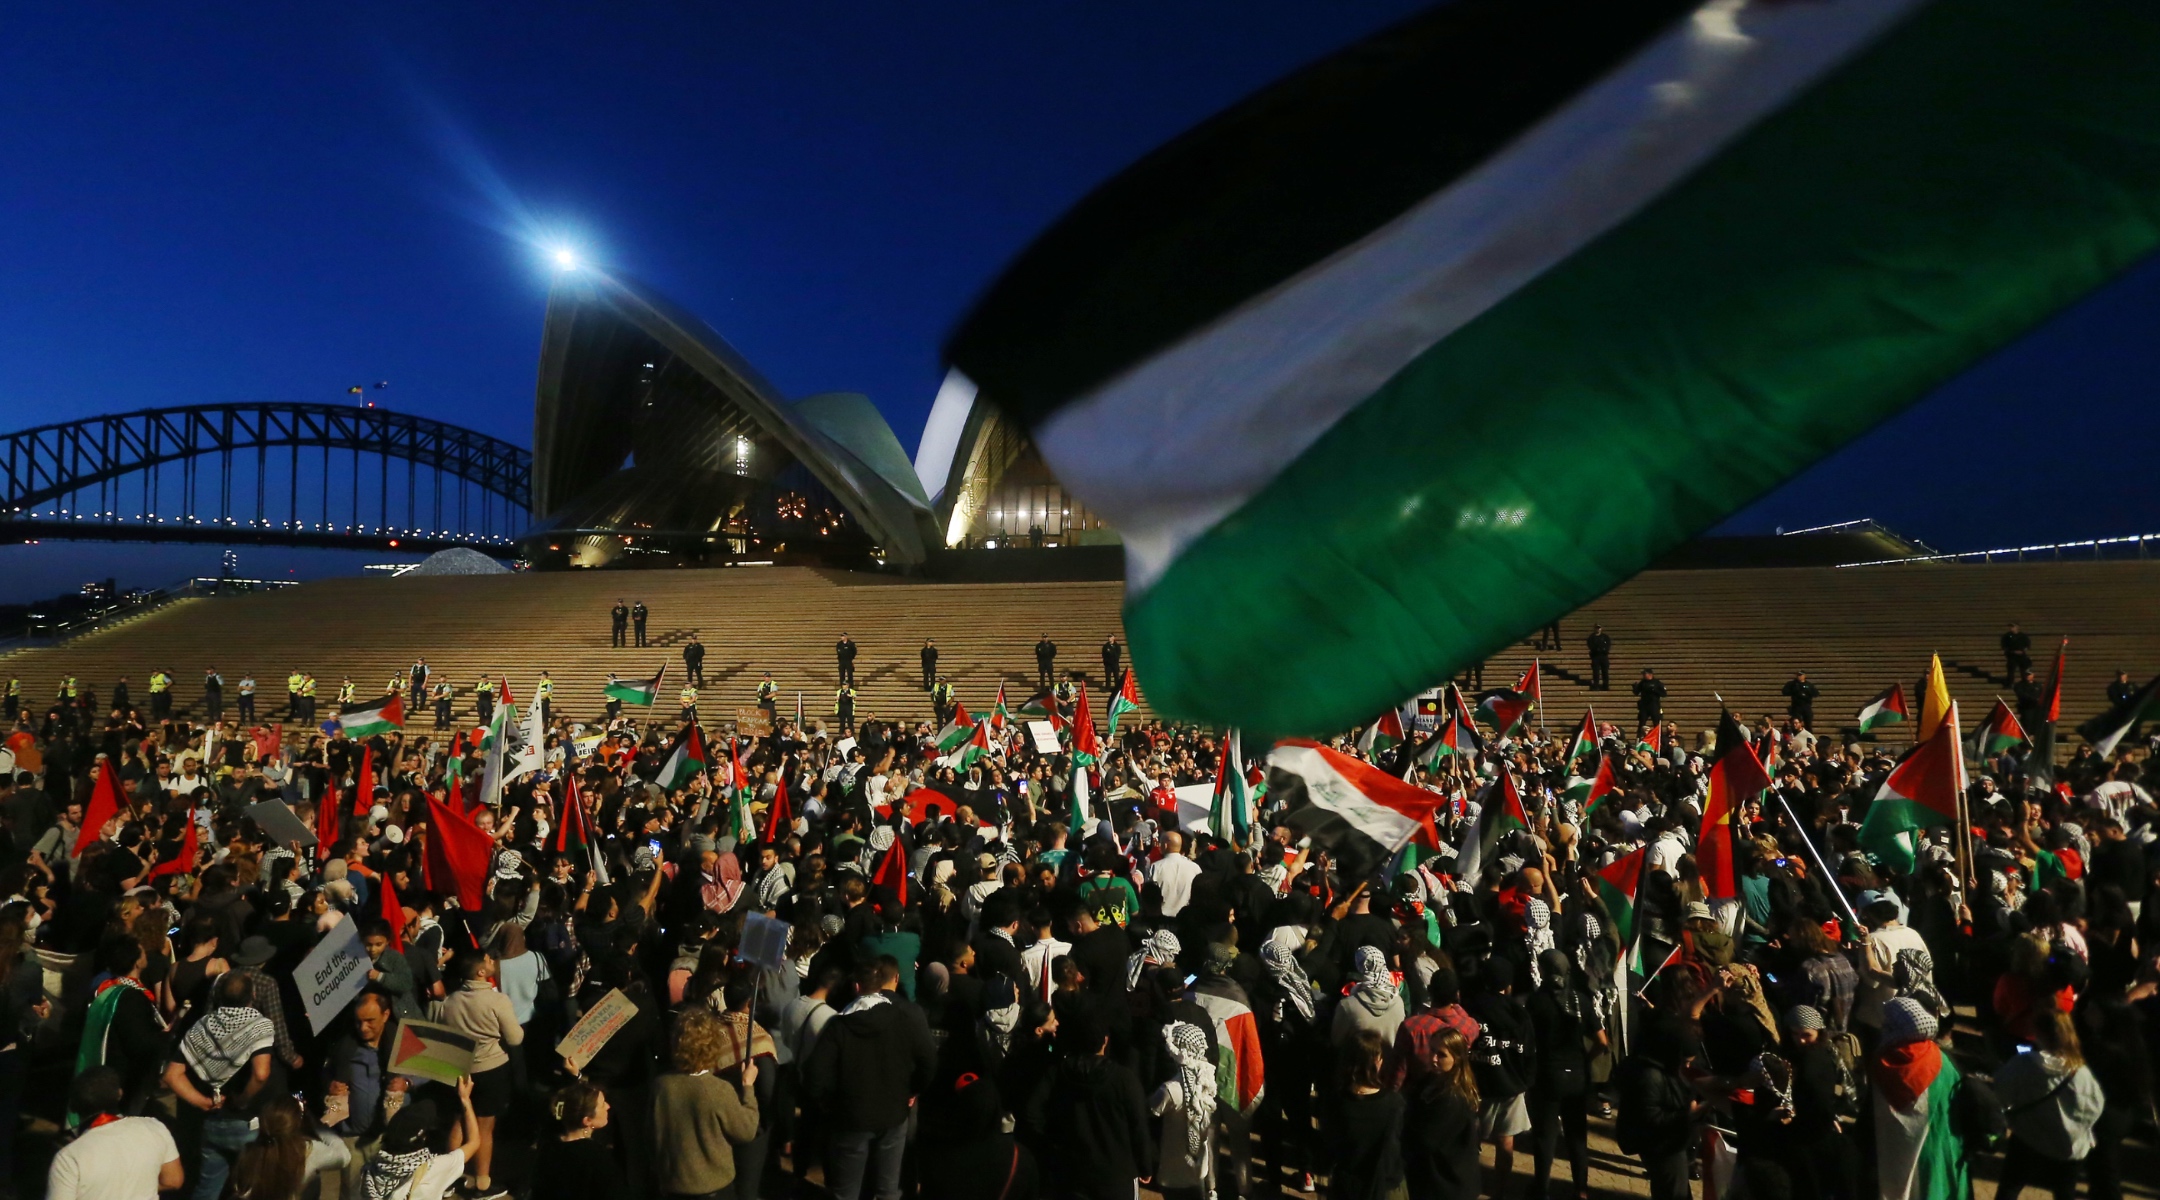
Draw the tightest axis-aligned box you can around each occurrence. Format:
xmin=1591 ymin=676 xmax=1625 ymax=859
xmin=604 ymin=666 xmax=665 ymax=706
xmin=1104 ymin=0 xmax=2160 ymax=735
xmin=338 ymin=694 xmax=403 ymax=739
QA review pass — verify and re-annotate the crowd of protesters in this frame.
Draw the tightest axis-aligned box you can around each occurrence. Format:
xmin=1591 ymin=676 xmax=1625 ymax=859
xmin=0 ymin=643 xmax=2156 ymax=1200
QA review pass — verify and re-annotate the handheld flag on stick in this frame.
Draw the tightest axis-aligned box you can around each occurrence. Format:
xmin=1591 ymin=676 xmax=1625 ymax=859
xmin=75 ymin=760 xmax=122 ymax=856
xmin=378 ymin=871 xmax=404 ymax=952
xmin=1574 ymin=755 xmax=1620 ymax=817
xmin=423 ymin=790 xmax=494 ymax=911
xmin=1070 ymin=683 xmax=1101 ymax=766
xmin=1453 ymin=769 xmax=1530 ymax=888
xmin=1355 ymin=707 xmax=1407 ymax=758
xmin=1594 ymin=846 xmax=1647 ymax=950
xmin=1106 ymin=669 xmax=1141 ymax=740
xmin=338 ymin=694 xmax=403 ymax=739
xmin=318 ymin=779 xmax=341 ymax=862
xmin=1209 ymin=729 xmax=1255 ymax=846
xmin=604 ymin=665 xmax=666 ymax=707
xmin=353 ymin=746 xmax=376 ymax=823
xmin=1969 ymin=698 xmax=2029 ymax=756
xmin=1859 ymin=700 xmax=1967 ymax=871
xmin=150 ymin=809 xmax=199 ymax=879
xmin=2028 ymin=638 xmax=2067 ymax=782
xmin=989 ymin=682 xmax=1012 ymax=736
xmin=657 ymin=724 xmax=708 ymax=791
xmin=1855 ymin=682 xmax=1909 ymax=735
xmin=1564 ymin=708 xmax=1598 ymax=773
xmin=1270 ymin=739 xmax=1442 ymax=886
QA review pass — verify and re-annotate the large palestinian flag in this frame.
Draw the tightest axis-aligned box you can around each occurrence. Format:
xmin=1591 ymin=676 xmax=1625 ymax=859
xmin=2078 ymin=673 xmax=2160 ymax=757
xmin=657 ymin=724 xmax=708 ymax=791
xmin=604 ymin=666 xmax=665 ymax=707
xmin=1856 ymin=682 xmax=1910 ymax=735
xmin=943 ymin=0 xmax=2160 ymax=738
xmin=1859 ymin=701 xmax=1967 ymax=870
xmin=337 ymin=694 xmax=403 ymax=739
xmin=1270 ymin=739 xmax=1442 ymax=883
xmin=1699 ymin=711 xmax=1770 ymax=901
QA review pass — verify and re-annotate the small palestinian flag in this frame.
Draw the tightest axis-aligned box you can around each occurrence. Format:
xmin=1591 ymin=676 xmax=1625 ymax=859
xmin=1453 ymin=770 xmax=1530 ymax=887
xmin=389 ymin=1018 xmax=477 ymax=1085
xmin=944 ymin=0 xmax=2160 ymax=737
xmin=2078 ymin=673 xmax=2160 ymax=757
xmin=935 ymin=714 xmax=978 ymax=754
xmin=1209 ymin=729 xmax=1255 ymax=846
xmin=1106 ymin=669 xmax=1141 ymax=740
xmin=337 ymin=693 xmax=403 ymax=739
xmin=1855 ymin=682 xmax=1910 ymax=735
xmin=1970 ymin=698 xmax=2030 ymax=755
xmin=1564 ymin=709 xmax=1598 ymax=773
xmin=1593 ymin=846 xmax=1647 ymax=948
xmin=989 ymin=682 xmax=1012 ymax=735
xmin=1270 ymin=739 xmax=1442 ymax=884
xmin=1444 ymin=685 xmax=1485 ymax=756
xmin=1070 ymin=683 xmax=1102 ymax=768
xmin=1635 ymin=723 xmax=1663 ymax=757
xmin=942 ymin=720 xmax=993 ymax=771
xmin=1573 ymin=755 xmax=1620 ymax=817
xmin=1860 ymin=701 xmax=1967 ymax=871
xmin=1476 ymin=681 xmax=1534 ymax=737
xmin=657 ymin=724 xmax=708 ymax=791
xmin=604 ymin=665 xmax=665 ymax=707
xmin=1356 ymin=707 xmax=1407 ymax=758
xmin=1415 ymin=715 xmax=1476 ymax=768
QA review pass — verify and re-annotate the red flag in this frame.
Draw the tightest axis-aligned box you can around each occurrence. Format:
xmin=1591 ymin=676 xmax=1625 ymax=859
xmin=423 ymin=790 xmax=494 ymax=912
xmin=318 ymin=779 xmax=341 ymax=862
xmin=871 ymin=841 xmax=909 ymax=909
xmin=1071 ymin=683 xmax=1100 ymax=762
xmin=763 ymin=775 xmax=792 ymax=843
xmin=553 ymin=772 xmax=590 ymax=854
xmin=2043 ymin=638 xmax=2066 ymax=724
xmin=1698 ymin=711 xmax=1769 ymax=901
xmin=379 ymin=871 xmax=405 ymax=952
xmin=353 ymin=746 xmax=376 ymax=822
xmin=448 ymin=772 xmax=468 ymax=816
xmin=150 ymin=808 xmax=199 ymax=878
xmin=75 ymin=759 xmax=124 ymax=856
xmin=252 ymin=725 xmax=282 ymax=760
xmin=498 ymin=677 xmax=515 ymax=707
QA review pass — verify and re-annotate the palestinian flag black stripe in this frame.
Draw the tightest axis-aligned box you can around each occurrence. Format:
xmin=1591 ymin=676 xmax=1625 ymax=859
xmin=946 ymin=0 xmax=2160 ymax=739
xmin=947 ymin=0 xmax=1701 ymax=418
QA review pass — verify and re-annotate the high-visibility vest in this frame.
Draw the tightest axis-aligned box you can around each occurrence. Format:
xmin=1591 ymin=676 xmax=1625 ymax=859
xmin=287 ymin=673 xmax=304 ymax=693
xmin=536 ymin=679 xmax=554 ymax=698
xmin=757 ymin=681 xmax=778 ymax=700
xmin=340 ymin=682 xmax=357 ymax=703
xmin=149 ymin=673 xmax=170 ymax=693
xmin=300 ymin=677 xmax=316 ymax=697
xmin=680 ymin=686 xmax=699 ymax=706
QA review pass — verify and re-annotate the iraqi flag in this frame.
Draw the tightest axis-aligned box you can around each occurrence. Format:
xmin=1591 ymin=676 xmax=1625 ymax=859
xmin=1453 ymin=769 xmax=1531 ymax=888
xmin=1856 ymin=682 xmax=1910 ymax=735
xmin=338 ymin=693 xmax=403 ymax=739
xmin=1969 ymin=698 xmax=2029 ymax=756
xmin=604 ymin=665 xmax=665 ymax=707
xmin=1269 ymin=739 xmax=1442 ymax=885
xmin=657 ymin=724 xmax=708 ymax=791
xmin=942 ymin=0 xmax=2160 ymax=739
xmin=1699 ymin=711 xmax=1770 ymax=901
xmin=1860 ymin=701 xmax=1967 ymax=870
xmin=2078 ymin=673 xmax=2160 ymax=757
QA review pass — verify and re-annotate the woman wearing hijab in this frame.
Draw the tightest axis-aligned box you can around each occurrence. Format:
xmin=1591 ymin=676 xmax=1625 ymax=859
xmin=1147 ymin=1020 xmax=1218 ymax=1200
xmin=1331 ymin=945 xmax=1406 ymax=1052
xmin=1869 ymin=997 xmax=1968 ymax=1200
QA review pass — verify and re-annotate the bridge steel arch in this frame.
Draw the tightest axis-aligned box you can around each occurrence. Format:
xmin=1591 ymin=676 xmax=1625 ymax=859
xmin=1 ymin=403 xmax=532 ymax=552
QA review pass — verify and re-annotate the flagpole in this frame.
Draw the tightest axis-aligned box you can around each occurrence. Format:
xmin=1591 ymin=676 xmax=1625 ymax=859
xmin=1770 ymin=790 xmax=1862 ymax=934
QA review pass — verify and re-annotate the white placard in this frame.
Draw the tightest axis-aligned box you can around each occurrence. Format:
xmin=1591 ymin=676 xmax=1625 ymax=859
xmin=738 ymin=912 xmax=791 ymax=970
xmin=1027 ymin=721 xmax=1062 ymax=754
xmin=297 ymin=918 xmax=370 ymax=1034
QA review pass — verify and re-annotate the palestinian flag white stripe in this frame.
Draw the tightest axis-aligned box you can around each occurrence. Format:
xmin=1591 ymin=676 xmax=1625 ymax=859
xmin=1016 ymin=0 xmax=1926 ymax=590
xmin=605 ymin=666 xmax=665 ymax=706
xmin=338 ymin=694 xmax=403 ymax=738
xmin=949 ymin=0 xmax=2160 ymax=739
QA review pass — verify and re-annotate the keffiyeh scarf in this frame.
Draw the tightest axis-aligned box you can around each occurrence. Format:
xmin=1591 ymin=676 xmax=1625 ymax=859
xmin=1127 ymin=929 xmax=1182 ymax=989
xmin=1163 ymin=1021 xmax=1218 ymax=1164
xmin=1351 ymin=945 xmax=1399 ymax=1007
xmin=1261 ymin=927 xmax=1317 ymax=1023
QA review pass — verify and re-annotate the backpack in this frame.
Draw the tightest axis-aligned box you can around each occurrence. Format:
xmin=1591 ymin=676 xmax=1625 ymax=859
xmin=1953 ymin=1071 xmax=2010 ymax=1148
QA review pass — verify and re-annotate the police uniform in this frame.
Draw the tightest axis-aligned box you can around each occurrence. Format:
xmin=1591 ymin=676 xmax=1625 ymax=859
xmin=679 ymin=683 xmax=700 ymax=723
xmin=236 ymin=674 xmax=256 ymax=721
xmin=536 ymin=674 xmax=554 ymax=723
xmin=834 ymin=685 xmax=857 ymax=735
xmin=148 ymin=670 xmax=172 ymax=720
xmin=202 ymin=670 xmax=224 ymax=721
xmin=286 ymin=671 xmax=305 ymax=720
xmin=475 ymin=677 xmax=496 ymax=724
xmin=339 ymin=679 xmax=357 ymax=710
xmin=299 ymin=674 xmax=318 ymax=722
xmin=931 ymin=679 xmax=955 ymax=726
xmin=433 ymin=681 xmax=453 ymax=728
xmin=756 ymin=677 xmax=779 ymax=723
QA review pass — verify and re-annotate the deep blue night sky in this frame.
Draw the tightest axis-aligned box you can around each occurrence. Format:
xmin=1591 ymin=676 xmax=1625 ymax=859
xmin=3 ymin=3 xmax=2156 ymax=600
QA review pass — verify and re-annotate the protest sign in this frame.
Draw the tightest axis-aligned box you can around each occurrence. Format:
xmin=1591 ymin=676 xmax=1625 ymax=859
xmin=246 ymin=799 xmax=318 ymax=850
xmin=738 ymin=913 xmax=790 ymax=971
xmin=389 ymin=1017 xmax=477 ymax=1084
xmin=1028 ymin=721 xmax=1061 ymax=754
xmin=296 ymin=919 xmax=369 ymax=1034
xmin=556 ymin=988 xmax=638 ymax=1075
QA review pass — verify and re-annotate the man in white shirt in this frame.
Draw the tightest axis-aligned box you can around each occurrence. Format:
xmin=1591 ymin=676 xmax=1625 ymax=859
xmin=49 ymin=1067 xmax=182 ymax=1200
xmin=1148 ymin=829 xmax=1202 ymax=917
xmin=1019 ymin=908 xmax=1072 ymax=1001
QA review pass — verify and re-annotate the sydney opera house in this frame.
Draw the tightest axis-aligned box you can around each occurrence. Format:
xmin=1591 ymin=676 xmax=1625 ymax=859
xmin=522 ymin=270 xmax=1114 ymax=573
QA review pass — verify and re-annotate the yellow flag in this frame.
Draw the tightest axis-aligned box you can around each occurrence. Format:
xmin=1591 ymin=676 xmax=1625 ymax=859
xmin=1917 ymin=653 xmax=1953 ymax=741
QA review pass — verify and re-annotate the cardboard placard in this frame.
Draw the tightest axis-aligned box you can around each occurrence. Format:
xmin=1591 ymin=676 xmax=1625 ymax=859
xmin=389 ymin=1017 xmax=477 ymax=1084
xmin=296 ymin=919 xmax=370 ymax=1034
xmin=246 ymin=799 xmax=319 ymax=849
xmin=737 ymin=913 xmax=791 ymax=971
xmin=555 ymin=987 xmax=638 ymax=1074
xmin=1027 ymin=721 xmax=1062 ymax=754
xmin=734 ymin=707 xmax=773 ymax=737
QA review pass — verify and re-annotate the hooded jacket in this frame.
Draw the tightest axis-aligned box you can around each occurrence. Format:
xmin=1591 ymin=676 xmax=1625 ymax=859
xmin=1992 ymin=1049 xmax=2106 ymax=1161
xmin=804 ymin=996 xmax=937 ymax=1133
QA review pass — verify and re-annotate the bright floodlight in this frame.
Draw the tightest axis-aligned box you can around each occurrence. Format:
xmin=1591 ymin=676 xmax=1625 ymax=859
xmin=551 ymin=247 xmax=578 ymax=270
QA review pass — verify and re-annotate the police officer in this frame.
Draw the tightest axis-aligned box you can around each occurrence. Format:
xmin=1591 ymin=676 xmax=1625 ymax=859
xmin=1101 ymin=635 xmax=1121 ymax=692
xmin=536 ymin=671 xmax=555 ymax=723
xmin=921 ymin=639 xmax=939 ymax=691
xmin=299 ymin=673 xmax=318 ymax=723
xmin=1035 ymin=633 xmax=1057 ymax=689
xmin=1780 ymin=671 xmax=1821 ymax=727
xmin=110 ymin=675 xmax=127 ymax=717
xmin=2002 ymin=622 xmax=2033 ymax=683
xmin=2107 ymin=668 xmax=2138 ymax=708
xmin=5 ymin=676 xmax=19 ymax=721
xmin=683 ymin=635 xmax=707 ymax=687
xmin=1053 ymin=671 xmax=1079 ymax=712
xmin=433 ymin=679 xmax=454 ymax=729
xmin=610 ymin=599 xmax=630 ymax=647
xmin=1587 ymin=624 xmax=1614 ymax=691
xmin=148 ymin=668 xmax=172 ymax=721
xmin=203 ymin=667 xmax=224 ymax=722
xmin=632 ymin=600 xmax=650 ymax=648
xmin=834 ymin=683 xmax=858 ymax=736
xmin=1633 ymin=668 xmax=1667 ymax=726
xmin=931 ymin=676 xmax=956 ymax=726
xmin=338 ymin=677 xmax=358 ymax=711
xmin=475 ymin=676 xmax=497 ymax=725
xmin=679 ymin=681 xmax=700 ymax=724
xmin=756 ymin=673 xmax=779 ymax=724
xmin=236 ymin=672 xmax=256 ymax=722
xmin=410 ymin=657 xmax=429 ymax=706
xmin=835 ymin=633 xmax=858 ymax=687
xmin=286 ymin=669 xmax=304 ymax=721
